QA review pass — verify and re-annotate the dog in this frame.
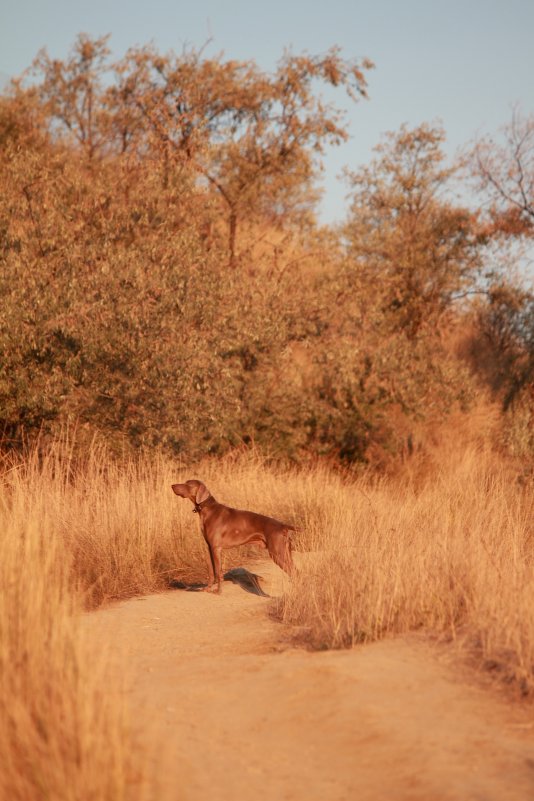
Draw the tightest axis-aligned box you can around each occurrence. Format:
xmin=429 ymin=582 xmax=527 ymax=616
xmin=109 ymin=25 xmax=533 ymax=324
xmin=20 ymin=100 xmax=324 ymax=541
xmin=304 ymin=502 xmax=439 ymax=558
xmin=171 ymin=479 xmax=294 ymax=594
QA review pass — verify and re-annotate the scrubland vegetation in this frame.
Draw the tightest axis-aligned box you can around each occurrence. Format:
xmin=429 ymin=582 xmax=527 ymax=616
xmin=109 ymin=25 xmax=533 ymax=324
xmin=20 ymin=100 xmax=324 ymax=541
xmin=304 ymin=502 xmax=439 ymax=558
xmin=0 ymin=33 xmax=533 ymax=798
xmin=1 ymin=35 xmax=532 ymax=461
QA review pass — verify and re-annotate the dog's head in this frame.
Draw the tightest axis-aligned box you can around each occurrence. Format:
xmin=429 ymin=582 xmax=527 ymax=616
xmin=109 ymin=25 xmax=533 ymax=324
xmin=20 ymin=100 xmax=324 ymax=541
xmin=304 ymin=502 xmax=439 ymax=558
xmin=171 ymin=479 xmax=210 ymax=506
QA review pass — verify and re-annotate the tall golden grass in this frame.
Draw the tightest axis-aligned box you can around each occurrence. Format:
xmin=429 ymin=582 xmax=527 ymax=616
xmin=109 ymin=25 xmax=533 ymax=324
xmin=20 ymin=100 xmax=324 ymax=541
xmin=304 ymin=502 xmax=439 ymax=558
xmin=1 ymin=431 xmax=533 ymax=797
xmin=0 ymin=442 xmax=133 ymax=801
xmin=278 ymin=444 xmax=534 ymax=694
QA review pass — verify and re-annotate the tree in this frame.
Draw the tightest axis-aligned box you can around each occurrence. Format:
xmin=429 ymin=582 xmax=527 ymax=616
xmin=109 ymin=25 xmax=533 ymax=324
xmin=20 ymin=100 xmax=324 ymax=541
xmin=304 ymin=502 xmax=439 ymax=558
xmin=32 ymin=34 xmax=112 ymax=161
xmin=27 ymin=36 xmax=373 ymax=267
xmin=112 ymin=44 xmax=373 ymax=265
xmin=344 ymin=124 xmax=485 ymax=337
xmin=471 ymin=109 xmax=534 ymax=237
xmin=469 ymin=110 xmax=534 ymax=414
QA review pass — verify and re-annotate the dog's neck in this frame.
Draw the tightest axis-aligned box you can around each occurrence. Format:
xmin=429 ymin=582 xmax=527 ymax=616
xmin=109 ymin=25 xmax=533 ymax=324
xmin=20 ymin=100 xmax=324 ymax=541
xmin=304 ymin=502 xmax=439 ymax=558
xmin=193 ymin=495 xmax=215 ymax=514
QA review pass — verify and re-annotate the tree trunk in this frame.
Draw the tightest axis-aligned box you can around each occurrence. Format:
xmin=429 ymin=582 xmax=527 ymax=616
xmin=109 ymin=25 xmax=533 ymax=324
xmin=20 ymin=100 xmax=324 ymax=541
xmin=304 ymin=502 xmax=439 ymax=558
xmin=228 ymin=208 xmax=237 ymax=268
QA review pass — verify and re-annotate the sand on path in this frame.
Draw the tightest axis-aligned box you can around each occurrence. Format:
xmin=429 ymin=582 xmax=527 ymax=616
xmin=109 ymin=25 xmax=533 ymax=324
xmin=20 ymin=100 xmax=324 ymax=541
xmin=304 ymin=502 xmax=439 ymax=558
xmin=83 ymin=560 xmax=534 ymax=801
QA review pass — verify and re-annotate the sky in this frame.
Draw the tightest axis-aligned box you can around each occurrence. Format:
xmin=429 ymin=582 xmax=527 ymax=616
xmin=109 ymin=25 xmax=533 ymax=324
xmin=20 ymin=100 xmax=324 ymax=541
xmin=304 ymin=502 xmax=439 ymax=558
xmin=1 ymin=0 xmax=533 ymax=224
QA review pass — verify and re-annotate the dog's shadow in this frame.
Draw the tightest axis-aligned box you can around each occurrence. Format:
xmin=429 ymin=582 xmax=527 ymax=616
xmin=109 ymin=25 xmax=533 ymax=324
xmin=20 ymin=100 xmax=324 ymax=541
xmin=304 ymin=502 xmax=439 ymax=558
xmin=169 ymin=567 xmax=270 ymax=597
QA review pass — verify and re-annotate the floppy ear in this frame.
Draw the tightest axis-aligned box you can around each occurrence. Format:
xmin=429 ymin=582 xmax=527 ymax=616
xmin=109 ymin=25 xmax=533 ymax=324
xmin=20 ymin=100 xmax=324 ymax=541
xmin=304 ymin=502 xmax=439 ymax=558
xmin=195 ymin=482 xmax=210 ymax=505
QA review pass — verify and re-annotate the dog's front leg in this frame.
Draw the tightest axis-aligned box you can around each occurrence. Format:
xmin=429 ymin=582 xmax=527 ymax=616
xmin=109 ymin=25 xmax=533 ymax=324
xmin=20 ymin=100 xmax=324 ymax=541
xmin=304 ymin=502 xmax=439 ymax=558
xmin=203 ymin=544 xmax=223 ymax=593
xmin=204 ymin=542 xmax=215 ymax=590
xmin=203 ymin=545 xmax=223 ymax=594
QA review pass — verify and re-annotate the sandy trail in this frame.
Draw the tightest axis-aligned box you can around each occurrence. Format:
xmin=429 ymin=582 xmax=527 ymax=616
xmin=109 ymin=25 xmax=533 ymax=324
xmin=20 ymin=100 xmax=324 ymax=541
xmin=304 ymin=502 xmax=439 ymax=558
xmin=83 ymin=560 xmax=534 ymax=801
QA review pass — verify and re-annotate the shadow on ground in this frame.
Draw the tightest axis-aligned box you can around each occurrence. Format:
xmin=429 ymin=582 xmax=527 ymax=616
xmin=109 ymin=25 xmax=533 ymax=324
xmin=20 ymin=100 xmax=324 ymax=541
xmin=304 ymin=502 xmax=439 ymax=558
xmin=169 ymin=567 xmax=269 ymax=597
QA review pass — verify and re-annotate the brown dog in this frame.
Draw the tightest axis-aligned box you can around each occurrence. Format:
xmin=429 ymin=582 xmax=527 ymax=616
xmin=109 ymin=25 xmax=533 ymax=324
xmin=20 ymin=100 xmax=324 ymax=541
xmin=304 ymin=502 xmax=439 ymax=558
xmin=171 ymin=479 xmax=294 ymax=594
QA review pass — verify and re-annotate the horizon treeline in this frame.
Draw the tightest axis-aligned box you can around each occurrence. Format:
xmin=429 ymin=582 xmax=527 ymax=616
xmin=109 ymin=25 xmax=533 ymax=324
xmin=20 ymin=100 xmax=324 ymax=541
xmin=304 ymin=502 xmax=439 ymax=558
xmin=0 ymin=34 xmax=533 ymax=463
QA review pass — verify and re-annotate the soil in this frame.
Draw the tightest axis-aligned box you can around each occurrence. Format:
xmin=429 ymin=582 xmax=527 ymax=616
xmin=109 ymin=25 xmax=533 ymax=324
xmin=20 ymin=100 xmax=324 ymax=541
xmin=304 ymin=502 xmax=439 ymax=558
xmin=82 ymin=559 xmax=534 ymax=801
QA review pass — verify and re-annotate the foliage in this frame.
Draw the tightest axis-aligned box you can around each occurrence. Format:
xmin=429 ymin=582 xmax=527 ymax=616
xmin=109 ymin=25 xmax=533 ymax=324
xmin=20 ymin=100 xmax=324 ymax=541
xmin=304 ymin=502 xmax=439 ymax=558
xmin=33 ymin=36 xmax=373 ymax=266
xmin=0 ymin=37 xmax=532 ymax=462
xmin=344 ymin=124 xmax=486 ymax=336
xmin=467 ymin=110 xmax=534 ymax=430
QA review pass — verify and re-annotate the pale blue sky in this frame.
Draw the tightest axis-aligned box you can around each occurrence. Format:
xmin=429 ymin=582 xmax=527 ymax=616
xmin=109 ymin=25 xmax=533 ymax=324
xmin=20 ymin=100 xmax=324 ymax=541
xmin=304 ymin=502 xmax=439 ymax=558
xmin=1 ymin=0 xmax=533 ymax=223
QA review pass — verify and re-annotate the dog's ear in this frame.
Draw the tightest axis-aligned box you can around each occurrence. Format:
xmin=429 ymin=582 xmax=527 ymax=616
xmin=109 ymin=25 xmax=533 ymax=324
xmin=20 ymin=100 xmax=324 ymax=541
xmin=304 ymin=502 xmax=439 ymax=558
xmin=195 ymin=482 xmax=210 ymax=505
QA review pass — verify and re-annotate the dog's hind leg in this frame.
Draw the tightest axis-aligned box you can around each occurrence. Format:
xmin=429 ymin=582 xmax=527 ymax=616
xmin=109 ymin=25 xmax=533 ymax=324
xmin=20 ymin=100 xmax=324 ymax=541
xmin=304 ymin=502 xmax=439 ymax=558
xmin=268 ymin=532 xmax=294 ymax=576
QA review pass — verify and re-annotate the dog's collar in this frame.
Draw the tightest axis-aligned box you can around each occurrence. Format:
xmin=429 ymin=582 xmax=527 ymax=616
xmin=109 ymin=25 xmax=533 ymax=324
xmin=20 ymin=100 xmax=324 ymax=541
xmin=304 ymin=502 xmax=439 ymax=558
xmin=193 ymin=496 xmax=212 ymax=514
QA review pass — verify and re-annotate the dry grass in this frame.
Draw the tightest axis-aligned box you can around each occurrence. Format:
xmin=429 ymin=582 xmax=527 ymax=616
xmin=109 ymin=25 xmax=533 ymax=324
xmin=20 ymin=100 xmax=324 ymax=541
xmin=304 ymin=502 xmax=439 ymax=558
xmin=1 ymin=434 xmax=533 ymax=796
xmin=278 ymin=446 xmax=534 ymax=693
xmin=0 ymin=443 xmax=133 ymax=801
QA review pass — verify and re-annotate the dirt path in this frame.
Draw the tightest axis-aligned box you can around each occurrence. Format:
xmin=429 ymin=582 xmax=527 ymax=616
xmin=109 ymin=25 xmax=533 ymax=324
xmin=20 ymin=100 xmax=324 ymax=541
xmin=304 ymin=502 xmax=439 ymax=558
xmin=83 ymin=560 xmax=534 ymax=801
